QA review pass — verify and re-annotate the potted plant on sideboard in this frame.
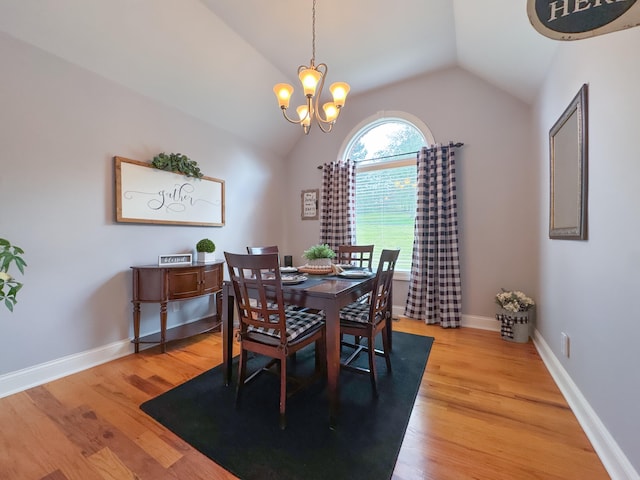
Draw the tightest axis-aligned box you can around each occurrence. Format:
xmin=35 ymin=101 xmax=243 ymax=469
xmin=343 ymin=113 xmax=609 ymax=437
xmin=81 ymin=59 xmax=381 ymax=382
xmin=196 ymin=238 xmax=216 ymax=263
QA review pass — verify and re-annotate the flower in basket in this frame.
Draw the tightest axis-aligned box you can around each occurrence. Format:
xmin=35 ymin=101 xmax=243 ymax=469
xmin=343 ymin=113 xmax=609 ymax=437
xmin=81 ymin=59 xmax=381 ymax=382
xmin=495 ymin=289 xmax=535 ymax=313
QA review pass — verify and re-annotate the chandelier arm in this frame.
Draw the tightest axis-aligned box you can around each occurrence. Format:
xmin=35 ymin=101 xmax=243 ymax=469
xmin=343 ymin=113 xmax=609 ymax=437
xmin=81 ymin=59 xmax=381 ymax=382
xmin=317 ymin=120 xmax=334 ymax=133
xmin=312 ymin=63 xmax=332 ymax=126
xmin=280 ymin=108 xmax=305 ymax=125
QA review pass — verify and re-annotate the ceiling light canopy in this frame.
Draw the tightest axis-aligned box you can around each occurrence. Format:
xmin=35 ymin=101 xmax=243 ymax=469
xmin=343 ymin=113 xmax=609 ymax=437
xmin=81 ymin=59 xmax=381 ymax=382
xmin=273 ymin=0 xmax=350 ymax=134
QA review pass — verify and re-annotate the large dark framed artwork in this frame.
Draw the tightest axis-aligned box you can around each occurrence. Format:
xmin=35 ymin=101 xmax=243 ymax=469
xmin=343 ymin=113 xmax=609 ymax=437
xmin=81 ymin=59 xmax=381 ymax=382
xmin=549 ymin=84 xmax=588 ymax=240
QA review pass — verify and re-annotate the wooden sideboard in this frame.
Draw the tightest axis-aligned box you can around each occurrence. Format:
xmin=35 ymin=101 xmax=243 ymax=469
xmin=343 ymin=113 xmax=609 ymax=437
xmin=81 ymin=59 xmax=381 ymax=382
xmin=131 ymin=261 xmax=224 ymax=353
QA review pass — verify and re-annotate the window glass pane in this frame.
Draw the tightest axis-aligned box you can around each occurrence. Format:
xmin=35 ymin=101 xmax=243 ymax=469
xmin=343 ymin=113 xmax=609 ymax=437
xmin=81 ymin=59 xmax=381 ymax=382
xmin=346 ymin=119 xmax=426 ymax=271
xmin=355 ymin=164 xmax=417 ymax=270
xmin=347 ymin=122 xmax=425 ymax=163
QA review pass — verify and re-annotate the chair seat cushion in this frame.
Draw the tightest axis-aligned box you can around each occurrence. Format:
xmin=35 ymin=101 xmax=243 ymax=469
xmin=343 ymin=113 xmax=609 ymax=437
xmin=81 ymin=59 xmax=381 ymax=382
xmin=340 ymin=301 xmax=371 ymax=324
xmin=249 ymin=299 xmax=298 ymax=311
xmin=247 ymin=309 xmax=325 ymax=342
xmin=340 ymin=301 xmax=382 ymax=325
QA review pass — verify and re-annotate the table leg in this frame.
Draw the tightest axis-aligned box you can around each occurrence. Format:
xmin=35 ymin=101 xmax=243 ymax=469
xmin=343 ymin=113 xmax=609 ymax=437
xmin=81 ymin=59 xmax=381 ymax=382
xmin=215 ymin=290 xmax=223 ymax=330
xmin=387 ymin=287 xmax=393 ymax=352
xmin=222 ymin=286 xmax=234 ymax=386
xmin=324 ymin=302 xmax=341 ymax=428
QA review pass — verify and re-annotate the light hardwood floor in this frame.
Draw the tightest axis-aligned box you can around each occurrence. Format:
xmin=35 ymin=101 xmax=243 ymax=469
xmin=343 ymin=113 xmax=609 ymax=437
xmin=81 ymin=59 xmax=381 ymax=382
xmin=0 ymin=319 xmax=609 ymax=480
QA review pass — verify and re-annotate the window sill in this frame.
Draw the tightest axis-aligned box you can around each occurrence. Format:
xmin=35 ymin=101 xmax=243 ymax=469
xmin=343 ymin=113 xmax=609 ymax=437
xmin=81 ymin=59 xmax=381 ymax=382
xmin=393 ymin=270 xmax=410 ymax=282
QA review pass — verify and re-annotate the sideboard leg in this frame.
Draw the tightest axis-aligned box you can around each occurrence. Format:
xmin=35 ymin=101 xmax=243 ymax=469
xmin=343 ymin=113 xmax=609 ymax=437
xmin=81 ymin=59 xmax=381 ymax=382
xmin=133 ymin=302 xmax=141 ymax=353
xmin=160 ymin=302 xmax=168 ymax=353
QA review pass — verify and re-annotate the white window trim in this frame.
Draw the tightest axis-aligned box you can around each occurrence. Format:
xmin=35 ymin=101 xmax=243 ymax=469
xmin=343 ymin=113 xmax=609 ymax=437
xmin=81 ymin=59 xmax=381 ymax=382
xmin=339 ymin=111 xmax=434 ymax=276
xmin=337 ymin=110 xmax=436 ymax=162
xmin=356 ymin=156 xmax=416 ymax=172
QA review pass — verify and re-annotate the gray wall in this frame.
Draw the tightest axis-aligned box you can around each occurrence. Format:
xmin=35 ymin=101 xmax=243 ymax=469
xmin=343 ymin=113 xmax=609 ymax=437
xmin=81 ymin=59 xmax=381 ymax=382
xmin=283 ymin=66 xmax=540 ymax=320
xmin=0 ymin=32 xmax=286 ymax=374
xmin=534 ymin=27 xmax=640 ymax=474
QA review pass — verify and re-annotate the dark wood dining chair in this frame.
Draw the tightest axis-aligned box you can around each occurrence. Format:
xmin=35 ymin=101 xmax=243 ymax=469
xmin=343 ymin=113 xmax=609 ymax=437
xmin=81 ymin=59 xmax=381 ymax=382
xmin=246 ymin=245 xmax=281 ymax=275
xmin=246 ymin=245 xmax=279 ymax=255
xmin=337 ymin=244 xmax=375 ymax=319
xmin=247 ymin=244 xmax=297 ymax=308
xmin=339 ymin=249 xmax=400 ymax=396
xmin=224 ymin=251 xmax=326 ymax=429
xmin=336 ymin=244 xmax=375 ymax=269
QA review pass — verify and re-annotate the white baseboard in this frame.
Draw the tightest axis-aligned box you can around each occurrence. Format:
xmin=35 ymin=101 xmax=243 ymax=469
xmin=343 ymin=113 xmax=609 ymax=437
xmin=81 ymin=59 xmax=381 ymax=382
xmin=533 ymin=329 xmax=639 ymax=480
xmin=462 ymin=313 xmax=500 ymax=331
xmin=392 ymin=308 xmax=501 ymax=332
xmin=0 ymin=339 xmax=134 ymax=399
xmin=395 ymin=310 xmax=637 ymax=479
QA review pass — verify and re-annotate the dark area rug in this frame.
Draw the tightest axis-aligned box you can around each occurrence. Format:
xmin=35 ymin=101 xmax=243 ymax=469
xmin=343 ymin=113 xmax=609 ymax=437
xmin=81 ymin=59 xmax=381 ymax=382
xmin=140 ymin=331 xmax=434 ymax=480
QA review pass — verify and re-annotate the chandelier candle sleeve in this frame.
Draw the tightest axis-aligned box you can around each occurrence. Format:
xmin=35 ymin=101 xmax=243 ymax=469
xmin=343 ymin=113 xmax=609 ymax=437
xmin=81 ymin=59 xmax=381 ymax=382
xmin=272 ymin=0 xmax=350 ymax=134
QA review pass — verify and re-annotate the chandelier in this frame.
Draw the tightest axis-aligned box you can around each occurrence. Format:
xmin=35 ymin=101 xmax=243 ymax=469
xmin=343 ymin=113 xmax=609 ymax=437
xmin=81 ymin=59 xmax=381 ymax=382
xmin=272 ymin=0 xmax=350 ymax=134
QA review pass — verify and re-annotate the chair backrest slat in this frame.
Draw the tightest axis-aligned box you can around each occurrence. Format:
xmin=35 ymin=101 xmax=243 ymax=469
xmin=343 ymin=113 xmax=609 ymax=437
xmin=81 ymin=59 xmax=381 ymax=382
xmin=225 ymin=252 xmax=288 ymax=344
xmin=246 ymin=245 xmax=279 ymax=255
xmin=336 ymin=244 xmax=375 ymax=269
xmin=369 ymin=249 xmax=400 ymax=320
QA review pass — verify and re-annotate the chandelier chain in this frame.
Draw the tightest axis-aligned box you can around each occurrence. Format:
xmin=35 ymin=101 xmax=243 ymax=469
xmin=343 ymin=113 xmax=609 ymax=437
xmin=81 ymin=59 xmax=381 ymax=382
xmin=311 ymin=0 xmax=316 ymax=63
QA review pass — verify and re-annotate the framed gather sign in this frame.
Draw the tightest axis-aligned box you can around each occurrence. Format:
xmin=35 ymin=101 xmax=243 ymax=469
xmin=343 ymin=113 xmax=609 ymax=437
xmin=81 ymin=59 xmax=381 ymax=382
xmin=115 ymin=156 xmax=225 ymax=226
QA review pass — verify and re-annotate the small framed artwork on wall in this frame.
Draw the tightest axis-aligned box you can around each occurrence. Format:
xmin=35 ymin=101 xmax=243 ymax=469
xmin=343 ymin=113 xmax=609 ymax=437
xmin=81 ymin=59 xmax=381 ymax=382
xmin=301 ymin=189 xmax=319 ymax=220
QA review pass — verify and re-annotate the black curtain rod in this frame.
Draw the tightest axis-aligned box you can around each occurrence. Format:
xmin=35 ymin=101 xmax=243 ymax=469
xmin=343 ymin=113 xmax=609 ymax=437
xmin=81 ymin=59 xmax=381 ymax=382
xmin=317 ymin=142 xmax=464 ymax=169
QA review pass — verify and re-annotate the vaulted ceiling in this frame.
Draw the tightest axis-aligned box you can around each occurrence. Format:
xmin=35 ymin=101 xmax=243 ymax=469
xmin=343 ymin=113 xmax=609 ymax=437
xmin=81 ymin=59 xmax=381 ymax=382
xmin=0 ymin=0 xmax=558 ymax=157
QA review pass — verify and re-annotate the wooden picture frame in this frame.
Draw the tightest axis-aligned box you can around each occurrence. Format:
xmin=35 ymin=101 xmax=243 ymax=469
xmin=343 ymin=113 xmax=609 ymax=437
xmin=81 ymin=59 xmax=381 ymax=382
xmin=158 ymin=254 xmax=192 ymax=266
xmin=549 ymin=84 xmax=588 ymax=240
xmin=115 ymin=156 xmax=225 ymax=226
xmin=301 ymin=189 xmax=319 ymax=220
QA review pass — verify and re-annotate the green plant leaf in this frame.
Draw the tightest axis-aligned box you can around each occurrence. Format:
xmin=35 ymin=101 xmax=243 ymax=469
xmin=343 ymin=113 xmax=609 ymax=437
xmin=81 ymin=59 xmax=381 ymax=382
xmin=196 ymin=238 xmax=215 ymax=253
xmin=151 ymin=152 xmax=203 ymax=178
xmin=0 ymin=239 xmax=26 ymax=311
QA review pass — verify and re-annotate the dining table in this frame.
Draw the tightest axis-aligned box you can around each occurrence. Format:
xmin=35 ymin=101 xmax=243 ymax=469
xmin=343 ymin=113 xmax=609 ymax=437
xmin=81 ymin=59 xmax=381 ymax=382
xmin=221 ymin=269 xmax=391 ymax=427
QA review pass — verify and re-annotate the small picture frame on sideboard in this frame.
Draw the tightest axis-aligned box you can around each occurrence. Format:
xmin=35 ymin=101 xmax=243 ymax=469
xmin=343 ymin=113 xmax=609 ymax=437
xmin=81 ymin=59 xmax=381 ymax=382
xmin=158 ymin=254 xmax=192 ymax=266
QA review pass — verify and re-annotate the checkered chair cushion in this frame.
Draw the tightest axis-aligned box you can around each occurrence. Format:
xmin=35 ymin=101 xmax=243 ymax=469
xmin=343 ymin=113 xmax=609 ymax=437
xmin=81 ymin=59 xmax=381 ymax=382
xmin=248 ymin=298 xmax=299 ymax=312
xmin=339 ymin=301 xmax=383 ymax=325
xmin=247 ymin=309 xmax=325 ymax=342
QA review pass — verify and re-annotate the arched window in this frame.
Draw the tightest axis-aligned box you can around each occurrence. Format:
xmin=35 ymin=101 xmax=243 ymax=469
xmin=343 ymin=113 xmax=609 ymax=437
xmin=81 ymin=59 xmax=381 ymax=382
xmin=341 ymin=112 xmax=434 ymax=272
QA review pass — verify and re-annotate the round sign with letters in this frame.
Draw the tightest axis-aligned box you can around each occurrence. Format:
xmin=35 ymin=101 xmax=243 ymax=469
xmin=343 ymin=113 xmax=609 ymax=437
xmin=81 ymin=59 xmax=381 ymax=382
xmin=528 ymin=0 xmax=640 ymax=40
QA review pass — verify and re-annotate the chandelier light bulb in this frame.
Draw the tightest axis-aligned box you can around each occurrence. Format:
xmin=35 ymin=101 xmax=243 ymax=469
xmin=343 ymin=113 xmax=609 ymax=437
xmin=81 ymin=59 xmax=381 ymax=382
xmin=329 ymin=82 xmax=350 ymax=108
xmin=273 ymin=83 xmax=294 ymax=109
xmin=297 ymin=105 xmax=311 ymax=125
xmin=323 ymin=102 xmax=338 ymax=123
xmin=299 ymin=68 xmax=322 ymax=97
